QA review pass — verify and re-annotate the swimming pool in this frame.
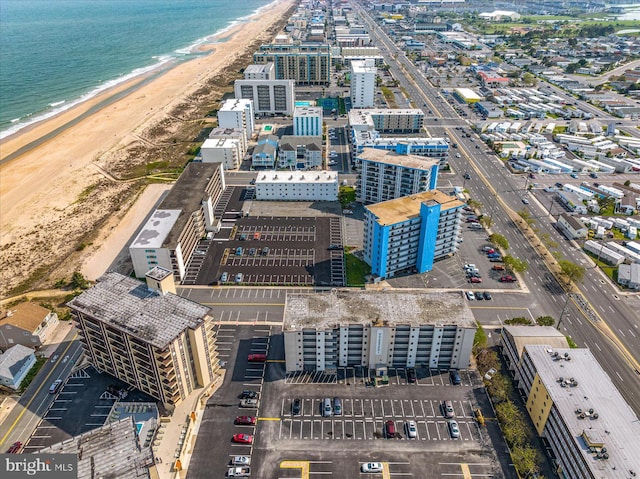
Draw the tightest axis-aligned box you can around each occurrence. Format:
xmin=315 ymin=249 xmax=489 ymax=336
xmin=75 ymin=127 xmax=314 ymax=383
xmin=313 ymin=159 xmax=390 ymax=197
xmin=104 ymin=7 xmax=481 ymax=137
xmin=136 ymin=422 xmax=144 ymax=434
xmin=295 ymin=101 xmax=311 ymax=107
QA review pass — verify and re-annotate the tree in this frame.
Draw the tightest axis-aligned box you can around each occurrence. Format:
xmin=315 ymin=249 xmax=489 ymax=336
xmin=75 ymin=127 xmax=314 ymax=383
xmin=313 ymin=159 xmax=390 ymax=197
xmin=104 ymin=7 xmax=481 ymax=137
xmin=479 ymin=216 xmax=493 ymax=228
xmin=488 ymin=233 xmax=509 ymax=250
xmin=536 ymin=315 xmax=556 ymax=326
xmin=517 ymin=209 xmax=535 ymax=226
xmin=70 ymin=272 xmax=89 ymax=290
xmin=511 ymin=446 xmax=540 ymax=477
xmin=504 ymin=316 xmax=532 ymax=325
xmin=503 ymin=255 xmax=528 ymax=273
xmin=338 ymin=186 xmax=355 ymax=207
xmin=558 ymin=259 xmax=585 ymax=284
xmin=522 ymin=72 xmax=537 ymax=86
xmin=467 ymin=199 xmax=483 ymax=210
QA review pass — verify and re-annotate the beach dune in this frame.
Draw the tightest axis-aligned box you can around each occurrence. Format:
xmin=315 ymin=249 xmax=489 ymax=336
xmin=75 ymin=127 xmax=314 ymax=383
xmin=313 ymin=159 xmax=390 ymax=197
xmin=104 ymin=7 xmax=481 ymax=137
xmin=0 ymin=0 xmax=295 ymax=297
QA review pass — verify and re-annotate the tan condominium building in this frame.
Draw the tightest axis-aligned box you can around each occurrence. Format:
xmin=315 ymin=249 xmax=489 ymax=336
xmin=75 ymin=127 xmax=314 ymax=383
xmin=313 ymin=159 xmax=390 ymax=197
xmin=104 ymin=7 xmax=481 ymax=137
xmin=283 ymin=290 xmax=475 ymax=373
xmin=129 ymin=162 xmax=225 ymax=280
xmin=68 ymin=268 xmax=219 ymax=408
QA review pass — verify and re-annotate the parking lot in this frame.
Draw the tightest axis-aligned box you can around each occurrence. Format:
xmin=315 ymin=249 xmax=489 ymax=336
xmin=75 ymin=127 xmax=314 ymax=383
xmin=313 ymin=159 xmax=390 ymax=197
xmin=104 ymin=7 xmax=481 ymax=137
xmin=182 ymin=185 xmax=346 ymax=287
xmin=277 ymin=396 xmax=480 ymax=442
xmin=24 ymin=366 xmax=153 ymax=452
xmin=188 ymin=325 xmax=513 ymax=479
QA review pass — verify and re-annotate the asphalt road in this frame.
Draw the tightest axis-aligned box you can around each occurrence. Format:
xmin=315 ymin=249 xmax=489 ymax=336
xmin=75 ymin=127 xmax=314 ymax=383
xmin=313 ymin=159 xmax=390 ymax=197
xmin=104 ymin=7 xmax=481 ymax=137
xmin=355 ymin=3 xmax=640 ymax=416
xmin=0 ymin=328 xmax=83 ymax=452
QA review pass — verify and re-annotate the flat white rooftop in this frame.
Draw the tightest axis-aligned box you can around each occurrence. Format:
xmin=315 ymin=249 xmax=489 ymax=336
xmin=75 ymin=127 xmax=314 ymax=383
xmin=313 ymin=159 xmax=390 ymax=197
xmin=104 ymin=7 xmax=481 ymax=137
xmin=294 ymin=106 xmax=323 ymax=117
xmin=526 ymin=345 xmax=640 ymax=478
xmin=130 ymin=209 xmax=180 ymax=249
xmin=201 ymin=138 xmax=240 ymax=149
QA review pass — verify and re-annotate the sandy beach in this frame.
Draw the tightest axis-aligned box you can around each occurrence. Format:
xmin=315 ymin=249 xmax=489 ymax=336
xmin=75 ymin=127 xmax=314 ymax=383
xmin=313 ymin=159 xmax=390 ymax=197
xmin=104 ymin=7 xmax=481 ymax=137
xmin=0 ymin=0 xmax=296 ymax=297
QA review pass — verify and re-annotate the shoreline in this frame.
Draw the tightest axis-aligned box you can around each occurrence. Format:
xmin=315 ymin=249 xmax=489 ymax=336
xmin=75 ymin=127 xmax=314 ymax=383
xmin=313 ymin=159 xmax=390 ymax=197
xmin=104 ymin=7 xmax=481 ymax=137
xmin=0 ymin=0 xmax=282 ymax=145
xmin=0 ymin=0 xmax=296 ymax=297
xmin=0 ymin=4 xmax=257 ymax=163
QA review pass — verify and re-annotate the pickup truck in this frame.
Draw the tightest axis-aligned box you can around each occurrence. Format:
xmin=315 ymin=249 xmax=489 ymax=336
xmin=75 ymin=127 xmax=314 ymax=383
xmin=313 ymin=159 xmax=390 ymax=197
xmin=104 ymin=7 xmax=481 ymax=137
xmin=227 ymin=466 xmax=251 ymax=477
xmin=231 ymin=456 xmax=251 ymax=466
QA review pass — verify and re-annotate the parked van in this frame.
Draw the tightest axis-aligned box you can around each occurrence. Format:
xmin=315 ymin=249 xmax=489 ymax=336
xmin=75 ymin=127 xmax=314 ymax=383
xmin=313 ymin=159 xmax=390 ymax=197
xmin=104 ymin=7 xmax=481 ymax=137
xmin=333 ymin=397 xmax=342 ymax=416
xmin=322 ymin=398 xmax=332 ymax=417
xmin=469 ymin=223 xmax=483 ymax=230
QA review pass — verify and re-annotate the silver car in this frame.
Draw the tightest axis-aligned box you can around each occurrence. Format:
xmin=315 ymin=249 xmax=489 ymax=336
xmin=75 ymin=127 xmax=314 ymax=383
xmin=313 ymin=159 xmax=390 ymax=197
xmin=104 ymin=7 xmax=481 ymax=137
xmin=448 ymin=420 xmax=460 ymax=439
xmin=405 ymin=420 xmax=417 ymax=439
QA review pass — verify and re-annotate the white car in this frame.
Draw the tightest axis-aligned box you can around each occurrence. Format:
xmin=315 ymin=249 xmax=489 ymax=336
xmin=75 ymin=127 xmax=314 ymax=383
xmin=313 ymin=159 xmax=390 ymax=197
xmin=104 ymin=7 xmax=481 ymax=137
xmin=465 ymin=291 xmax=475 ymax=301
xmin=464 ymin=263 xmax=476 ymax=270
xmin=405 ymin=420 xmax=417 ymax=439
xmin=361 ymin=463 xmax=383 ymax=473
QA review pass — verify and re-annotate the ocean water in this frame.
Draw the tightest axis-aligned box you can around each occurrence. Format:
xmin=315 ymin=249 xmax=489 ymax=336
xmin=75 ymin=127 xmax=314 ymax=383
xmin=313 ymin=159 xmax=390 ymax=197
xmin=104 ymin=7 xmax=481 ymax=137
xmin=0 ymin=0 xmax=273 ymax=139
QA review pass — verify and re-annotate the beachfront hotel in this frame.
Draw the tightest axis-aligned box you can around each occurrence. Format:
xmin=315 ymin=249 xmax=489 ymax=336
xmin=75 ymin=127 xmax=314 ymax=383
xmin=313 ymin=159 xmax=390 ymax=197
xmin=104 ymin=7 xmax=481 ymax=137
xmin=234 ymin=63 xmax=295 ymax=116
xmin=217 ymin=98 xmax=255 ymax=141
xmin=129 ymin=163 xmax=225 ymax=280
xmin=352 ymin=132 xmax=449 ymax=168
xmin=252 ymin=43 xmax=331 ymax=85
xmin=363 ymin=190 xmax=463 ymax=278
xmin=282 ymin=290 xmax=475 ymax=373
xmin=68 ymin=269 xmax=220 ymax=408
xmin=355 ymin=148 xmax=439 ymax=205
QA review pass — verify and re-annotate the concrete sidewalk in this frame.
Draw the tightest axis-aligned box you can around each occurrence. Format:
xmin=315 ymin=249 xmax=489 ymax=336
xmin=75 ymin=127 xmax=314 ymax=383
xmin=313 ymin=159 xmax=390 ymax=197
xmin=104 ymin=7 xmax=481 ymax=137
xmin=150 ymin=370 xmax=226 ymax=479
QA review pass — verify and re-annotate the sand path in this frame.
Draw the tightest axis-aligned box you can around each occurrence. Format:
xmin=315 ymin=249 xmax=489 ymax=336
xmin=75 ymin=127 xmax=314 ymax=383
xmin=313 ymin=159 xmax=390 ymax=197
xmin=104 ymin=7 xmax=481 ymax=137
xmin=0 ymin=0 xmax=295 ymax=295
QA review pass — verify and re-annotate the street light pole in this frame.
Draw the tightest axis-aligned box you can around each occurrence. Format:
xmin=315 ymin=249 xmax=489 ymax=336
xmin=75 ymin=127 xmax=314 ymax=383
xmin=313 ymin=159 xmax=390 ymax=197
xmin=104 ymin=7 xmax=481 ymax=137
xmin=556 ymin=293 xmax=572 ymax=331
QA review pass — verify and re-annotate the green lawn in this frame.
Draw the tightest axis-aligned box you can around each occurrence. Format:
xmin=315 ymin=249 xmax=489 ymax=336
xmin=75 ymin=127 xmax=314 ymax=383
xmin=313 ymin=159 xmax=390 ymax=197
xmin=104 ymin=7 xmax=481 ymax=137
xmin=345 ymin=252 xmax=371 ymax=286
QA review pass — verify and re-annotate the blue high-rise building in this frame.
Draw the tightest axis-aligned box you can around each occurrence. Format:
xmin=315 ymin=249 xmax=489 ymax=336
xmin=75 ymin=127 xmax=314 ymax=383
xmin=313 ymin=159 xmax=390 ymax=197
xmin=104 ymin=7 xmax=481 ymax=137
xmin=364 ymin=190 xmax=463 ymax=278
xmin=355 ymin=148 xmax=440 ymax=205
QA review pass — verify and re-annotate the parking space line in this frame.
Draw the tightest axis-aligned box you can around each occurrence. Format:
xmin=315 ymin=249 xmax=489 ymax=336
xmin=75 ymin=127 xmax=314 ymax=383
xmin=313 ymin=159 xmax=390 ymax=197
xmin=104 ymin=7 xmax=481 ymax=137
xmin=460 ymin=463 xmax=472 ymax=479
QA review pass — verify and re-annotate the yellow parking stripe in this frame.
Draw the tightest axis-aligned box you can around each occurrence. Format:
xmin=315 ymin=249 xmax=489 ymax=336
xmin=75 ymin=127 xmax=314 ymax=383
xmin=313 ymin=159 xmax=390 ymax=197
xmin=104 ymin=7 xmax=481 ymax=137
xmin=257 ymin=417 xmax=280 ymax=421
xmin=267 ymin=359 xmax=285 ymax=363
xmin=461 ymin=463 xmax=472 ymax=479
xmin=382 ymin=462 xmax=391 ymax=479
xmin=280 ymin=460 xmax=309 ymax=479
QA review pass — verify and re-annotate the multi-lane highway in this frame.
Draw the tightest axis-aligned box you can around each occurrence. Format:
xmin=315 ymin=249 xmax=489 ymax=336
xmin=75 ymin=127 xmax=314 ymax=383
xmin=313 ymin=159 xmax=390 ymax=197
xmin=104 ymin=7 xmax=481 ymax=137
xmin=354 ymin=1 xmax=640 ymax=415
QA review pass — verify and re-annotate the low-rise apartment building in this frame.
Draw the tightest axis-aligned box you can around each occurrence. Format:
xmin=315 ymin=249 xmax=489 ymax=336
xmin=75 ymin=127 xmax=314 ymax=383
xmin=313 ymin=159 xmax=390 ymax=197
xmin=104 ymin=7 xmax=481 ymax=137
xmin=278 ymin=135 xmax=322 ymax=169
xmin=68 ymin=268 xmax=219 ymax=408
xmin=252 ymin=135 xmax=279 ymax=168
xmin=255 ymin=170 xmax=338 ymax=201
xmin=355 ymin=148 xmax=439 ymax=205
xmin=364 ymin=190 xmax=463 ymax=278
xmin=200 ymin=137 xmax=243 ymax=170
xmin=517 ymin=345 xmax=640 ymax=479
xmin=348 ymin=108 xmax=424 ymax=134
xmin=283 ymin=290 xmax=475 ymax=372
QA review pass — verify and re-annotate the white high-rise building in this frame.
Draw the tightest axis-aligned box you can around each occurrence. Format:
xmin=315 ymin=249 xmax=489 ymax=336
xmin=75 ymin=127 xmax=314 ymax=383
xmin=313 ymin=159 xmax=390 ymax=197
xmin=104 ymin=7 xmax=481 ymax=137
xmin=217 ymin=99 xmax=255 ymax=141
xmin=293 ymin=106 xmax=322 ymax=137
xmin=350 ymin=59 xmax=376 ymax=108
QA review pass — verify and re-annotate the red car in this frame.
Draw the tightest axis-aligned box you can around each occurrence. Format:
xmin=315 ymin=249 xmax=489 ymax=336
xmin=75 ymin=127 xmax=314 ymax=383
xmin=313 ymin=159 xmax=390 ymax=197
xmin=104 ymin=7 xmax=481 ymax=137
xmin=385 ymin=420 xmax=396 ymax=438
xmin=469 ymin=277 xmax=482 ymax=283
xmin=247 ymin=354 xmax=266 ymax=362
xmin=500 ymin=275 xmax=516 ymax=283
xmin=6 ymin=441 xmax=22 ymax=453
xmin=485 ymin=248 xmax=495 ymax=254
xmin=235 ymin=416 xmax=256 ymax=425
xmin=232 ymin=433 xmax=254 ymax=444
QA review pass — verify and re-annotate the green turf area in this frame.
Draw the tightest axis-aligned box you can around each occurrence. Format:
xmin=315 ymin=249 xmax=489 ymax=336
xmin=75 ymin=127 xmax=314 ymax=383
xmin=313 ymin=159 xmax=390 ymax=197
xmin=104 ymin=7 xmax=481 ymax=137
xmin=345 ymin=252 xmax=371 ymax=286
